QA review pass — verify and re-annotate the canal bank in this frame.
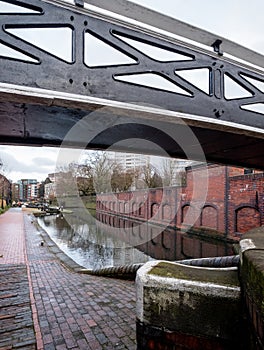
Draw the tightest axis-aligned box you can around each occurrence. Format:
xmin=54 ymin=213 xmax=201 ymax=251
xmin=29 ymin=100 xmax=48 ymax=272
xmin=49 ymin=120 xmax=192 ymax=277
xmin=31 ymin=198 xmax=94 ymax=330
xmin=0 ymin=209 xmax=136 ymax=349
xmin=33 ymin=210 xmax=264 ymax=349
xmin=2 ymin=208 xmax=263 ymax=349
xmin=36 ymin=210 xmax=236 ymax=272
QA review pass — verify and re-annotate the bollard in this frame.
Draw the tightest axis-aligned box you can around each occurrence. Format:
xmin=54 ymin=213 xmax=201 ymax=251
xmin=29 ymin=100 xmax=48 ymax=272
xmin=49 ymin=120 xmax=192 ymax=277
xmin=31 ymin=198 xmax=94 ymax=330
xmin=239 ymin=227 xmax=264 ymax=350
xmin=136 ymin=260 xmax=247 ymax=350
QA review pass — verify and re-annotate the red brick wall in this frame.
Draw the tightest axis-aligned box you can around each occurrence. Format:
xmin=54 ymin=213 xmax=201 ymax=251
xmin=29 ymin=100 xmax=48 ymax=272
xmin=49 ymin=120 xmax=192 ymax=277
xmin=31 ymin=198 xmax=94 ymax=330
xmin=228 ymin=173 xmax=264 ymax=234
xmin=96 ymin=165 xmax=264 ymax=237
xmin=228 ymin=167 xmax=245 ymax=177
xmin=179 ymin=164 xmax=226 ymax=232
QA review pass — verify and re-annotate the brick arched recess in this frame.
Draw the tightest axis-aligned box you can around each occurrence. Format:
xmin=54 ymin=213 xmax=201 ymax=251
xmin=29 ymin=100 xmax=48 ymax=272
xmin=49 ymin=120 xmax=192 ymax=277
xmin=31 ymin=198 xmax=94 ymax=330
xmin=235 ymin=205 xmax=261 ymax=233
xmin=138 ymin=203 xmax=143 ymax=217
xmin=181 ymin=204 xmax=189 ymax=224
xmin=181 ymin=204 xmax=197 ymax=225
xmin=132 ymin=202 xmax=137 ymax=215
xmin=201 ymin=205 xmax=218 ymax=230
xmin=124 ymin=202 xmax=130 ymax=215
xmin=151 ymin=203 xmax=160 ymax=218
xmin=162 ymin=204 xmax=172 ymax=221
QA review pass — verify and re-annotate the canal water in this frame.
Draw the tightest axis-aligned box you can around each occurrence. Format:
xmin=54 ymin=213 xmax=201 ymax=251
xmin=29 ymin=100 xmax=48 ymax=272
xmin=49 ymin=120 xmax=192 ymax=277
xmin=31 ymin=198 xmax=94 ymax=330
xmin=37 ymin=211 xmax=235 ymax=270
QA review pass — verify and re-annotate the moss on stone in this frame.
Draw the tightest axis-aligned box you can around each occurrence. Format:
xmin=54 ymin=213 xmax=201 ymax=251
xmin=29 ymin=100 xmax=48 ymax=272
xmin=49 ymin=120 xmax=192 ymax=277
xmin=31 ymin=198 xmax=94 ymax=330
xmin=148 ymin=261 xmax=239 ymax=287
xmin=241 ymin=250 xmax=264 ymax=318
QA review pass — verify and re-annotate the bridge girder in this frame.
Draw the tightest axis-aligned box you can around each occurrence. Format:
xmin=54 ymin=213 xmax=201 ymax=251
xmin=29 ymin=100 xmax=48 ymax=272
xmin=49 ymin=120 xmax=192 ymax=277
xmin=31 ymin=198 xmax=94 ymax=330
xmin=0 ymin=0 xmax=264 ymax=168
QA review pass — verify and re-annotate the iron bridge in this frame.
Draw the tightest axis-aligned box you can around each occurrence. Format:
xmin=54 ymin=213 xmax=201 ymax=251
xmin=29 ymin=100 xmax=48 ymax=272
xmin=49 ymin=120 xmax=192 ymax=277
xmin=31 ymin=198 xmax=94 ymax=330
xmin=0 ymin=0 xmax=264 ymax=168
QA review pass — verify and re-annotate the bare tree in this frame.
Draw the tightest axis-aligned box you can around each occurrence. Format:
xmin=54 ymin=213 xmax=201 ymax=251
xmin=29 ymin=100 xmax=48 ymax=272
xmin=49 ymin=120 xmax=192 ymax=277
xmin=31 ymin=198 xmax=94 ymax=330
xmin=161 ymin=158 xmax=186 ymax=186
xmin=111 ymin=164 xmax=134 ymax=192
xmin=55 ymin=163 xmax=77 ymax=199
xmin=87 ymin=152 xmax=115 ymax=193
xmin=136 ymin=163 xmax=163 ymax=189
xmin=57 ymin=151 xmax=171 ymax=198
xmin=75 ymin=163 xmax=95 ymax=196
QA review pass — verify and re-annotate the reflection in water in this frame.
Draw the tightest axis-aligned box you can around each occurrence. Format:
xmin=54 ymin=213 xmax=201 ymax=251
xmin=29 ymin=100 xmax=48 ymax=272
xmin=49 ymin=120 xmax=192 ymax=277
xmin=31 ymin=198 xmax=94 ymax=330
xmin=38 ymin=214 xmax=152 ymax=269
xmin=38 ymin=212 xmax=235 ymax=270
xmin=96 ymin=213 xmax=235 ymax=261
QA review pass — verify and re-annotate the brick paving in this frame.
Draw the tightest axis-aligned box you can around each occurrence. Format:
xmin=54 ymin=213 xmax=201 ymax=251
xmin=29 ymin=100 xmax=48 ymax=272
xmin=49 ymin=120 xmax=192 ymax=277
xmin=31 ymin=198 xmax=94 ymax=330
xmin=0 ymin=209 xmax=25 ymax=265
xmin=0 ymin=265 xmax=36 ymax=350
xmin=0 ymin=209 xmax=137 ymax=349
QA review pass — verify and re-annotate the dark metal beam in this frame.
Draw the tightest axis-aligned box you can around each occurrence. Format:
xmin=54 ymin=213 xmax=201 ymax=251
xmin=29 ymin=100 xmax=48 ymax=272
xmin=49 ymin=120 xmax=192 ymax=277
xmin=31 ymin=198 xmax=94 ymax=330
xmin=0 ymin=0 xmax=264 ymax=169
xmin=0 ymin=0 xmax=263 ymax=128
xmin=84 ymin=0 xmax=264 ymax=70
xmin=0 ymin=98 xmax=264 ymax=169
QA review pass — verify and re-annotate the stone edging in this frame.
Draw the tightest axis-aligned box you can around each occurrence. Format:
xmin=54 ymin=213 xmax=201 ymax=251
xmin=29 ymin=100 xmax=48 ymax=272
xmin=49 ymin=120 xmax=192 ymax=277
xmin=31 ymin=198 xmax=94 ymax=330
xmin=28 ymin=214 xmax=85 ymax=273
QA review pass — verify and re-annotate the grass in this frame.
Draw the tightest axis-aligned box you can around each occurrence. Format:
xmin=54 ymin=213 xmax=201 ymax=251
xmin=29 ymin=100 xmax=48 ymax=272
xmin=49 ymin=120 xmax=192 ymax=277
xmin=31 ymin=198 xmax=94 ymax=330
xmin=0 ymin=206 xmax=10 ymax=215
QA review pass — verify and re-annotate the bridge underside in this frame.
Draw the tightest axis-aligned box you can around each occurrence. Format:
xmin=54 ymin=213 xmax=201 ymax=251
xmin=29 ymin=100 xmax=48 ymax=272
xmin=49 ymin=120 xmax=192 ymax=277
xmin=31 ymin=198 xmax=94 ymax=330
xmin=0 ymin=0 xmax=264 ymax=169
xmin=1 ymin=92 xmax=264 ymax=169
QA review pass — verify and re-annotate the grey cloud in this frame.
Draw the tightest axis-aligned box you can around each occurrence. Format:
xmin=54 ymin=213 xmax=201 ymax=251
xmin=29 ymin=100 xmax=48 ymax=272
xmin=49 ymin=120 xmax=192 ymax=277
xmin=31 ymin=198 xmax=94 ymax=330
xmin=32 ymin=157 xmax=56 ymax=167
xmin=0 ymin=151 xmax=56 ymax=176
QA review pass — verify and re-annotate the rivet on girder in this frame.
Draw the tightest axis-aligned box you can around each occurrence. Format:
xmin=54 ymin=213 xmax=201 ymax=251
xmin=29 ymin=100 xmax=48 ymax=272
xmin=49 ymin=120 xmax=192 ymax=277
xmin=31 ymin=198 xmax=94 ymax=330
xmin=214 ymin=109 xmax=224 ymax=118
xmin=74 ymin=0 xmax=84 ymax=7
xmin=212 ymin=39 xmax=223 ymax=56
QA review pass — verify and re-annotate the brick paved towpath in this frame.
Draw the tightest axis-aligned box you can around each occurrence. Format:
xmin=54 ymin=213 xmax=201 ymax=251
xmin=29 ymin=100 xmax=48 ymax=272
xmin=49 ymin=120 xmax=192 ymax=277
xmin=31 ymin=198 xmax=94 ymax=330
xmin=0 ymin=208 xmax=136 ymax=349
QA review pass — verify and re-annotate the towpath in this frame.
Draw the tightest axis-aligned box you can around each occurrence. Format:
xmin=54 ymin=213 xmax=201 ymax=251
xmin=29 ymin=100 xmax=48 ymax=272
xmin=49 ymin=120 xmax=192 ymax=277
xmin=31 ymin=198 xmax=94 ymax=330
xmin=0 ymin=208 xmax=136 ymax=349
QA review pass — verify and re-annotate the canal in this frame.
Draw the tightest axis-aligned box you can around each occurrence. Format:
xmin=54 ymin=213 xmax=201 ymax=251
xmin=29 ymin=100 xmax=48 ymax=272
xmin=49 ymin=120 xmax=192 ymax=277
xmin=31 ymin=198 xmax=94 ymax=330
xmin=37 ymin=209 xmax=236 ymax=270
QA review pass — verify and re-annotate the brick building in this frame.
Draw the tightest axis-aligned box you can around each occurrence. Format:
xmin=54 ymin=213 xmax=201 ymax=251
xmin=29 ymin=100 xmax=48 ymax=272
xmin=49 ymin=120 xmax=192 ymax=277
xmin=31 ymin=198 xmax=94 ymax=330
xmin=0 ymin=174 xmax=11 ymax=208
xmin=96 ymin=164 xmax=263 ymax=237
xmin=16 ymin=179 xmax=38 ymax=201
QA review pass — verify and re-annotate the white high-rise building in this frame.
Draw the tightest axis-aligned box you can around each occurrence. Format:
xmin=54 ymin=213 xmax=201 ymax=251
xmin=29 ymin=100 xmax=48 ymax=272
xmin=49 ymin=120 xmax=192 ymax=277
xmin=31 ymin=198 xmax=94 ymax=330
xmin=113 ymin=152 xmax=150 ymax=171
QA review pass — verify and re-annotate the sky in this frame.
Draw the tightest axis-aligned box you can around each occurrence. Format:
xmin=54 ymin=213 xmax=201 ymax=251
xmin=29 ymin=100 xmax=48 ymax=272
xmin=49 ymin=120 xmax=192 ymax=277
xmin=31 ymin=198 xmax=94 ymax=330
xmin=0 ymin=0 xmax=263 ymax=182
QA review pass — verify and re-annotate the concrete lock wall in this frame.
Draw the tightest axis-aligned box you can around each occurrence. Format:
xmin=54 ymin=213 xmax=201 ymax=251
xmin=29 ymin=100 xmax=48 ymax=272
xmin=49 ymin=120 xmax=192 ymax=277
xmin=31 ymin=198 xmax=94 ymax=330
xmin=239 ymin=228 xmax=264 ymax=349
xmin=136 ymin=261 xmax=248 ymax=350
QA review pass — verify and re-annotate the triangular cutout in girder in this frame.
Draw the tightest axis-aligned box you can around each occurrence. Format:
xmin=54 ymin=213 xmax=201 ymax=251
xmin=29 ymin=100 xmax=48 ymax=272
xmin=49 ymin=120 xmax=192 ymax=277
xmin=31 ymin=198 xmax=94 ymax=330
xmin=6 ymin=27 xmax=73 ymax=62
xmin=0 ymin=42 xmax=38 ymax=62
xmin=0 ymin=1 xmax=41 ymax=14
xmin=224 ymin=74 xmax=252 ymax=100
xmin=241 ymin=103 xmax=264 ymax=115
xmin=240 ymin=74 xmax=264 ymax=93
xmin=114 ymin=33 xmax=193 ymax=62
xmin=114 ymin=73 xmax=192 ymax=95
xmin=175 ymin=68 xmax=210 ymax=94
xmin=84 ymin=33 xmax=137 ymax=67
